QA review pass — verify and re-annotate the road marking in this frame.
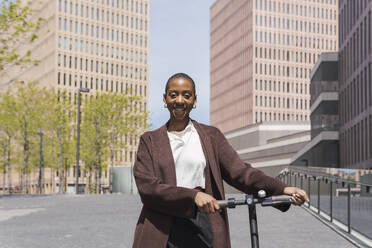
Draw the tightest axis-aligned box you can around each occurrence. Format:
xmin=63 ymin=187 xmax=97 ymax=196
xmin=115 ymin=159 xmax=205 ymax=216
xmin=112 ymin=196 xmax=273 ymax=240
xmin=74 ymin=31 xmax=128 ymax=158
xmin=0 ymin=208 xmax=46 ymax=222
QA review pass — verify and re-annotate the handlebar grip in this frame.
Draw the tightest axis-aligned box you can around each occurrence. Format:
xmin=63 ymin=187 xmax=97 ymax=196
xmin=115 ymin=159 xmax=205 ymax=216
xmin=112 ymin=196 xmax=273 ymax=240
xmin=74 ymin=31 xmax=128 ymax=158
xmin=217 ymin=200 xmax=228 ymax=208
xmin=271 ymin=195 xmax=292 ymax=202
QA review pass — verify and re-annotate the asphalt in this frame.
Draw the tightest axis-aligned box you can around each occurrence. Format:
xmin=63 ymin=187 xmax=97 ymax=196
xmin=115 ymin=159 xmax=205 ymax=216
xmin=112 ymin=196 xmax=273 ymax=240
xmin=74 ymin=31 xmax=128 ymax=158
xmin=0 ymin=194 xmax=358 ymax=248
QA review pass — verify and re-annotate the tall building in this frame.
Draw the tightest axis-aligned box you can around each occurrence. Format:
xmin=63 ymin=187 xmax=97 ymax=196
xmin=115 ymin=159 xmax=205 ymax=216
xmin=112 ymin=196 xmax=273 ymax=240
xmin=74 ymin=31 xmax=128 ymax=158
xmin=1 ymin=0 xmax=149 ymax=192
xmin=210 ymin=0 xmax=338 ymax=133
xmin=338 ymin=0 xmax=372 ymax=169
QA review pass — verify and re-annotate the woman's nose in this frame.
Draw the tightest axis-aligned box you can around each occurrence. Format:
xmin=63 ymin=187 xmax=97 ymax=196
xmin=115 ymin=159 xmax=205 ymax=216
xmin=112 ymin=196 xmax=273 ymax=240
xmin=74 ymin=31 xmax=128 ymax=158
xmin=176 ymin=95 xmax=183 ymax=103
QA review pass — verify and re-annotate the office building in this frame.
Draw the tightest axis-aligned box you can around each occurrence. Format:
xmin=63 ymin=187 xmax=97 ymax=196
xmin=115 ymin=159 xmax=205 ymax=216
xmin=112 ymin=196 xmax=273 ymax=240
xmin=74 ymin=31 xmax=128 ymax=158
xmin=210 ymin=0 xmax=338 ymax=133
xmin=291 ymin=52 xmax=339 ymax=167
xmin=338 ymin=0 xmax=372 ymax=169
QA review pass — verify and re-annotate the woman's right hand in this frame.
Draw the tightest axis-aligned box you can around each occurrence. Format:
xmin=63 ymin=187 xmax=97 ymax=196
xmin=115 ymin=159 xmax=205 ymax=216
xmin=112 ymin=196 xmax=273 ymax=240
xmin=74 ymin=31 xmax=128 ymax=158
xmin=194 ymin=192 xmax=220 ymax=214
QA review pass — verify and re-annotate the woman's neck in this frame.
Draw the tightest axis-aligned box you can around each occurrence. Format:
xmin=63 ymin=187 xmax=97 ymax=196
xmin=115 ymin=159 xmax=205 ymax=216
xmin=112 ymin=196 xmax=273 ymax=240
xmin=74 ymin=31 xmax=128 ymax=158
xmin=167 ymin=118 xmax=190 ymax=132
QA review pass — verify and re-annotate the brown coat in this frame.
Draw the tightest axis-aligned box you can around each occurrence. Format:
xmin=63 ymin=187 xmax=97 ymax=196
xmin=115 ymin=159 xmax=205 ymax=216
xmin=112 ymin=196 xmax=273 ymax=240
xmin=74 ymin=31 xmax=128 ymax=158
xmin=132 ymin=120 xmax=287 ymax=248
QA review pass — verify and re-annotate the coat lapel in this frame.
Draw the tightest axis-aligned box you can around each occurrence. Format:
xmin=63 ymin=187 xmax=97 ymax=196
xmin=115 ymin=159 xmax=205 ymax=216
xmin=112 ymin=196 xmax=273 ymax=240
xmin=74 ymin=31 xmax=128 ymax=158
xmin=192 ymin=120 xmax=224 ymax=198
xmin=152 ymin=124 xmax=177 ymax=186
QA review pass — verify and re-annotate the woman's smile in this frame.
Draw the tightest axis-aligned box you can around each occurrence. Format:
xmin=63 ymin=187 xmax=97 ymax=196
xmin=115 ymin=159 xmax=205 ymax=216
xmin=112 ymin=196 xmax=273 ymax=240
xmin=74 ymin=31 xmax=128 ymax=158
xmin=174 ymin=106 xmax=186 ymax=112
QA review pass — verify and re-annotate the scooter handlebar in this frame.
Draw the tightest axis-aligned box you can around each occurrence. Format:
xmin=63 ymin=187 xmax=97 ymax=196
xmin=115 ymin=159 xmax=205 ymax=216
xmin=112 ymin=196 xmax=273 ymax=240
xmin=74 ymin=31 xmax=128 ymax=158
xmin=217 ymin=200 xmax=229 ymax=209
xmin=217 ymin=195 xmax=293 ymax=209
xmin=271 ymin=195 xmax=292 ymax=201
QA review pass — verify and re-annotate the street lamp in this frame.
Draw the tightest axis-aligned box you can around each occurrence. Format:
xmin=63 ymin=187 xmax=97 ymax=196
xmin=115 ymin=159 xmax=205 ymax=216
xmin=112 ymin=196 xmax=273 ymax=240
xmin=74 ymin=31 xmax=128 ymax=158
xmin=76 ymin=88 xmax=89 ymax=194
xmin=38 ymin=132 xmax=44 ymax=194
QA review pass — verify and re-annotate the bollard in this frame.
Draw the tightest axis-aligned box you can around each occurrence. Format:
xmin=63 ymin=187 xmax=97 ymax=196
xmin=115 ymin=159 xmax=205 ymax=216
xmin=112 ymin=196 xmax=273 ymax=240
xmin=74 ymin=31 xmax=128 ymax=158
xmin=294 ymin=174 xmax=297 ymax=188
xmin=330 ymin=181 xmax=333 ymax=222
xmin=317 ymin=178 xmax=320 ymax=215
xmin=308 ymin=178 xmax=311 ymax=208
xmin=347 ymin=183 xmax=351 ymax=233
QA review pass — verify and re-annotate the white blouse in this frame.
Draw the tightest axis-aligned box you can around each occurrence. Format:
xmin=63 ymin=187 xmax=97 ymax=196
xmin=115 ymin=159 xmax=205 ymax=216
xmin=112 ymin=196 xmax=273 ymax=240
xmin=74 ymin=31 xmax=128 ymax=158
xmin=167 ymin=121 xmax=206 ymax=189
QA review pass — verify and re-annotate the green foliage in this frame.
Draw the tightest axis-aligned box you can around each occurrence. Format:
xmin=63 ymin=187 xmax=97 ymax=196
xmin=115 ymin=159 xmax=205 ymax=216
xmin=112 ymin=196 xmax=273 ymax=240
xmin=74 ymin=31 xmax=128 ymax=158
xmin=0 ymin=88 xmax=17 ymax=139
xmin=12 ymin=81 xmax=48 ymax=172
xmin=45 ymin=90 xmax=76 ymax=171
xmin=80 ymin=93 xmax=136 ymax=170
xmin=80 ymin=92 xmax=147 ymax=193
xmin=0 ymin=0 xmax=44 ymax=77
xmin=0 ymin=81 xmax=148 ymax=193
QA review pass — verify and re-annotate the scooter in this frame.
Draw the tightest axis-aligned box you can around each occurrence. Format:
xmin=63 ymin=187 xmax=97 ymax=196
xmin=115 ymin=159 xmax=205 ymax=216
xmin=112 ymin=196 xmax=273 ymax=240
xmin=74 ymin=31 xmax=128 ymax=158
xmin=217 ymin=190 xmax=294 ymax=248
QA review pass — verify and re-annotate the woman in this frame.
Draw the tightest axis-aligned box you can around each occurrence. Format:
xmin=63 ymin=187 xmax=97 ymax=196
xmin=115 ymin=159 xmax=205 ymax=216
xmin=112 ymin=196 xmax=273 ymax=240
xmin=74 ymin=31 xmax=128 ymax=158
xmin=133 ymin=73 xmax=309 ymax=248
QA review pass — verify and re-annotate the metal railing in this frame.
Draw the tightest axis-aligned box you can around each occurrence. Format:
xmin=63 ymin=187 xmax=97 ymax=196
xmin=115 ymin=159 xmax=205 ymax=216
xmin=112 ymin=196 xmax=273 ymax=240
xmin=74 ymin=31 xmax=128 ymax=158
xmin=277 ymin=167 xmax=372 ymax=245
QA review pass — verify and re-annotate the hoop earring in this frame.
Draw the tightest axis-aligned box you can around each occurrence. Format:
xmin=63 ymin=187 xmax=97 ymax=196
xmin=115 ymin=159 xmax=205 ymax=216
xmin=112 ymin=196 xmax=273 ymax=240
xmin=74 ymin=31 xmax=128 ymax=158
xmin=164 ymin=104 xmax=167 ymax=108
xmin=193 ymin=104 xmax=196 ymax=109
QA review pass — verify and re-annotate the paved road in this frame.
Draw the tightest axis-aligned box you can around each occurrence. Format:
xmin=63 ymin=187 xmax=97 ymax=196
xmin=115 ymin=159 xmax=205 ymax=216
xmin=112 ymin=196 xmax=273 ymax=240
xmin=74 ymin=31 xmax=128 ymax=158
xmin=0 ymin=194 xmax=356 ymax=248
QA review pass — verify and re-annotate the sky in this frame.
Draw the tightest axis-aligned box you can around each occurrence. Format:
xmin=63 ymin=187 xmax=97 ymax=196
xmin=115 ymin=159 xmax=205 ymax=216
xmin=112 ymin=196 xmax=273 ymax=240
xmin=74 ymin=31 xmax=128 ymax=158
xmin=148 ymin=0 xmax=215 ymax=130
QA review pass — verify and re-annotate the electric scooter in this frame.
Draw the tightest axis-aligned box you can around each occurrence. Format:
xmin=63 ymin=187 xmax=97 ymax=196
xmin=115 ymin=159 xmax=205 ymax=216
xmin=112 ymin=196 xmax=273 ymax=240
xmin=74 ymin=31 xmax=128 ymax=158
xmin=217 ymin=190 xmax=294 ymax=248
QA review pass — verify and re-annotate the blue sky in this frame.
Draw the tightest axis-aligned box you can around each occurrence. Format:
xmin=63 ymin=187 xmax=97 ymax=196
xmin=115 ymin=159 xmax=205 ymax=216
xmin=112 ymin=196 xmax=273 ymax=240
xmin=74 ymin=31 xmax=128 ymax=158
xmin=148 ymin=0 xmax=215 ymax=130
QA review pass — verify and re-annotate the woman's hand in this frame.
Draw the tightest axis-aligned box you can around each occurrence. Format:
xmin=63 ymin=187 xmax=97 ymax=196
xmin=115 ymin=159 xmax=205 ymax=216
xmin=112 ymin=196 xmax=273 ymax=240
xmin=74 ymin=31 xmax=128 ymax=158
xmin=194 ymin=192 xmax=220 ymax=214
xmin=283 ymin=187 xmax=309 ymax=206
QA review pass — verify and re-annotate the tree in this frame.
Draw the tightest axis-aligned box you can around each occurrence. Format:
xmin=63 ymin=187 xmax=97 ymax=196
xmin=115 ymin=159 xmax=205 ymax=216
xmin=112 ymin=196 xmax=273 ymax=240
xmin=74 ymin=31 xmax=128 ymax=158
xmin=106 ymin=93 xmax=145 ymax=167
xmin=0 ymin=0 xmax=45 ymax=194
xmin=0 ymin=0 xmax=43 ymax=79
xmin=12 ymin=81 xmax=47 ymax=193
xmin=0 ymin=88 xmax=18 ymax=193
xmin=81 ymin=95 xmax=110 ymax=194
xmin=44 ymin=90 xmax=76 ymax=193
xmin=81 ymin=93 xmax=147 ymax=194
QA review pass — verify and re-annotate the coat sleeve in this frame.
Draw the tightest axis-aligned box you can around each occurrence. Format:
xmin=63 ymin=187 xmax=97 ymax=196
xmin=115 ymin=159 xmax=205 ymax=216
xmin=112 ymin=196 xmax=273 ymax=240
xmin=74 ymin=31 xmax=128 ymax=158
xmin=133 ymin=134 xmax=199 ymax=218
xmin=214 ymin=128 xmax=287 ymax=197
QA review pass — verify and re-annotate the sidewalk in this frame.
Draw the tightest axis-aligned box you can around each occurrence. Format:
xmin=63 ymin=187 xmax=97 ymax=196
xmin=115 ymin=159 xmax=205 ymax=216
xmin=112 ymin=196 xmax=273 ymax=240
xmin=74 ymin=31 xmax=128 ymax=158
xmin=0 ymin=194 xmax=356 ymax=248
xmin=227 ymin=196 xmax=356 ymax=248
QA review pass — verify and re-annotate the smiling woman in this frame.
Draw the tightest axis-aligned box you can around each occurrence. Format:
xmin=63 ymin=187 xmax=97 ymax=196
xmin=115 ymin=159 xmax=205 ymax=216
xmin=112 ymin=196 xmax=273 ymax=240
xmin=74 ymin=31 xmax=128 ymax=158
xmin=163 ymin=73 xmax=197 ymax=131
xmin=132 ymin=73 xmax=309 ymax=248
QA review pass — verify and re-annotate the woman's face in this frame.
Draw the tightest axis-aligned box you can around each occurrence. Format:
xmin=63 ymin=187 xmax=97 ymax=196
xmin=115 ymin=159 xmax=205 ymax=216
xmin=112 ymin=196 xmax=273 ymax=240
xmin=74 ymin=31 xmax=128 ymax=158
xmin=163 ymin=77 xmax=196 ymax=121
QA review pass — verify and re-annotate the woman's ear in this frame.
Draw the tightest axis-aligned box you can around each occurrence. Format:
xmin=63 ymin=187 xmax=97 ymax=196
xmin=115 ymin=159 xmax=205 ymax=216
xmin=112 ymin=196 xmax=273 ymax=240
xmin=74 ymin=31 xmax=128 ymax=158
xmin=163 ymin=93 xmax=167 ymax=103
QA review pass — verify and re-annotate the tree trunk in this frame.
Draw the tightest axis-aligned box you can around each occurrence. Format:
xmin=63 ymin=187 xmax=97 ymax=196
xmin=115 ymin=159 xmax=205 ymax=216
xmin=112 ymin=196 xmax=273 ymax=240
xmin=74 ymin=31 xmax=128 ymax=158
xmin=94 ymin=124 xmax=97 ymax=194
xmin=88 ymin=167 xmax=92 ymax=194
xmin=22 ymin=121 xmax=30 ymax=194
xmin=111 ymin=134 xmax=115 ymax=167
xmin=2 ymin=144 xmax=6 ymax=194
xmin=64 ymin=158 xmax=68 ymax=193
xmin=94 ymin=145 xmax=100 ymax=195
xmin=7 ymin=137 xmax=11 ymax=194
xmin=51 ymin=143 xmax=56 ymax=193
xmin=95 ymin=162 xmax=99 ymax=194
xmin=38 ymin=133 xmax=44 ymax=194
xmin=57 ymin=129 xmax=64 ymax=193
xmin=97 ymin=154 xmax=101 ymax=194
xmin=51 ymin=166 xmax=55 ymax=194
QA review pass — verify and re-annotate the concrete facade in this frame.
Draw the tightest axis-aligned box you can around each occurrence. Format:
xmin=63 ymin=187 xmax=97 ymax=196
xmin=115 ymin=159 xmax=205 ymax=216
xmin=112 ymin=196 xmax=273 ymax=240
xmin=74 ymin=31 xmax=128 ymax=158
xmin=223 ymin=121 xmax=310 ymax=193
xmin=210 ymin=0 xmax=338 ymax=133
xmin=1 ymin=0 xmax=149 ymax=193
xmin=291 ymin=52 xmax=339 ymax=167
xmin=339 ymin=0 xmax=372 ymax=169
xmin=225 ymin=122 xmax=310 ymax=173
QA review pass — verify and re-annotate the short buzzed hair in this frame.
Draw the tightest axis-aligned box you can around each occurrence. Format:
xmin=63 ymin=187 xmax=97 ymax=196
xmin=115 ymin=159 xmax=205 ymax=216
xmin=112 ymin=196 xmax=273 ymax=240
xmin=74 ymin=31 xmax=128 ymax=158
xmin=165 ymin=73 xmax=196 ymax=94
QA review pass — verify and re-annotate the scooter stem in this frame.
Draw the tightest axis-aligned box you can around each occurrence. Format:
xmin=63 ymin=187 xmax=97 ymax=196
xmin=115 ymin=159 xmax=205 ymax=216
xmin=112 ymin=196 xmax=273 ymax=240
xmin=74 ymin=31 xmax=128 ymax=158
xmin=247 ymin=195 xmax=260 ymax=248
